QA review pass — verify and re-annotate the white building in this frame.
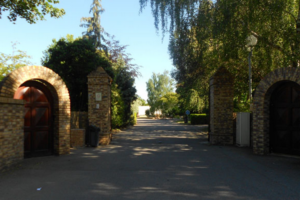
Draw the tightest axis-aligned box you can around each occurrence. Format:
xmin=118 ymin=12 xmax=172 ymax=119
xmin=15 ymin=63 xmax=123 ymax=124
xmin=138 ymin=106 xmax=150 ymax=116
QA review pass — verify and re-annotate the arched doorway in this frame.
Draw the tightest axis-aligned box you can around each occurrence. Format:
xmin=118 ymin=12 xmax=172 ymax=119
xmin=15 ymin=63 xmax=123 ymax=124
xmin=14 ymin=80 xmax=54 ymax=157
xmin=253 ymin=67 xmax=300 ymax=155
xmin=0 ymin=65 xmax=71 ymax=157
xmin=270 ymin=81 xmax=300 ymax=156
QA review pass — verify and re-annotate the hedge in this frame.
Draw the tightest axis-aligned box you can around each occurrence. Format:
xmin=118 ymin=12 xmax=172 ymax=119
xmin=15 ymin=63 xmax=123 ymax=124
xmin=190 ymin=114 xmax=208 ymax=125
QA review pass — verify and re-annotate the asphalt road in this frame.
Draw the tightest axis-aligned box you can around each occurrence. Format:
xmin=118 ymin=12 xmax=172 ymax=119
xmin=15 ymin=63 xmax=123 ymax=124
xmin=0 ymin=118 xmax=300 ymax=200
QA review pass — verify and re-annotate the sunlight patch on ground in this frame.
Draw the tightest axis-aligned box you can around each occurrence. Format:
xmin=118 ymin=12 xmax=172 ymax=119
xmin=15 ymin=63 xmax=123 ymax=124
xmin=175 ymin=171 xmax=196 ymax=176
xmin=128 ymin=186 xmax=199 ymax=197
xmin=92 ymin=183 xmax=120 ymax=195
xmin=131 ymin=144 xmax=193 ymax=157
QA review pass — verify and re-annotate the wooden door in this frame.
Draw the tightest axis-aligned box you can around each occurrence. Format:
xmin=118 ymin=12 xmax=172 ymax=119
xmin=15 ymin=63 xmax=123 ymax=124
xmin=270 ymin=82 xmax=300 ymax=155
xmin=14 ymin=81 xmax=53 ymax=157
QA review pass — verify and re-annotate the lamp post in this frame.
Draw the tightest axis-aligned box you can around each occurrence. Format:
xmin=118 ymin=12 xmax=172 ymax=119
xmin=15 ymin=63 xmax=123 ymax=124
xmin=245 ymin=35 xmax=258 ymax=102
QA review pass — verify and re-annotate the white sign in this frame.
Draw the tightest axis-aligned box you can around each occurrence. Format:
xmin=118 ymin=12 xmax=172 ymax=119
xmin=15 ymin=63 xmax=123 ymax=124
xmin=95 ymin=92 xmax=102 ymax=101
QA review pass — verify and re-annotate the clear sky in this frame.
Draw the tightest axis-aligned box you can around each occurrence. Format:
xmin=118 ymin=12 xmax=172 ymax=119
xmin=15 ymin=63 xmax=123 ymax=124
xmin=0 ymin=0 xmax=174 ymax=101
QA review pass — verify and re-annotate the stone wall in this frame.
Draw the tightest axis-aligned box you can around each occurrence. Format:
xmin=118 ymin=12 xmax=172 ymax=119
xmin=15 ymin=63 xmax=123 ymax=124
xmin=0 ymin=97 xmax=24 ymax=171
xmin=87 ymin=67 xmax=112 ymax=145
xmin=209 ymin=67 xmax=234 ymax=145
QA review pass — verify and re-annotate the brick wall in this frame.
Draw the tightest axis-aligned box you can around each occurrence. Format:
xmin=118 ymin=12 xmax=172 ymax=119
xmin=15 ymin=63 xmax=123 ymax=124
xmin=87 ymin=67 xmax=112 ymax=145
xmin=70 ymin=129 xmax=85 ymax=147
xmin=0 ymin=97 xmax=24 ymax=171
xmin=253 ymin=67 xmax=300 ymax=155
xmin=0 ymin=65 xmax=71 ymax=156
xmin=209 ymin=67 xmax=234 ymax=145
xmin=71 ymin=112 xmax=88 ymax=129
xmin=70 ymin=112 xmax=87 ymax=147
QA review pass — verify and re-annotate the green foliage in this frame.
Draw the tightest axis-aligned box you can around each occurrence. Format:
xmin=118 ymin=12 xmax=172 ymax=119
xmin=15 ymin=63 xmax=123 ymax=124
xmin=139 ymin=97 xmax=147 ymax=106
xmin=111 ymin=56 xmax=137 ymax=127
xmin=0 ymin=42 xmax=32 ymax=81
xmin=79 ymin=1 xmax=139 ymax=128
xmin=233 ymin=94 xmax=250 ymax=112
xmin=80 ymin=0 xmax=104 ymax=49
xmin=145 ymin=109 xmax=150 ymax=116
xmin=131 ymin=96 xmax=147 ymax=114
xmin=190 ymin=114 xmax=208 ymax=125
xmin=132 ymin=112 xmax=137 ymax=125
xmin=146 ymin=71 xmax=174 ymax=114
xmin=158 ymin=92 xmax=180 ymax=116
xmin=42 ymin=35 xmax=113 ymax=111
xmin=111 ymin=84 xmax=125 ymax=128
xmin=0 ymin=0 xmax=65 ymax=24
xmin=140 ymin=0 xmax=300 ymax=111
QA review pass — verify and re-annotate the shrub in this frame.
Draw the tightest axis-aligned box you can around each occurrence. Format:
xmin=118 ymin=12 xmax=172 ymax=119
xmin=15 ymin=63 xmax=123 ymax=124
xmin=190 ymin=114 xmax=208 ymax=125
xmin=133 ymin=112 xmax=137 ymax=125
xmin=145 ymin=109 xmax=150 ymax=116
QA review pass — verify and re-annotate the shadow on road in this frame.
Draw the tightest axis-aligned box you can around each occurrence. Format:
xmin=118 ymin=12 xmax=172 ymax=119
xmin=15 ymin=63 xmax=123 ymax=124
xmin=1 ymin=119 xmax=300 ymax=200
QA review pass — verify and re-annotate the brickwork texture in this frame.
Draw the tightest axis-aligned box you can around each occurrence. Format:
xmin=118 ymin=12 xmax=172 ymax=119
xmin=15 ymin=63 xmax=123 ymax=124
xmin=87 ymin=67 xmax=112 ymax=145
xmin=0 ymin=65 xmax=71 ymax=169
xmin=209 ymin=67 xmax=234 ymax=145
xmin=0 ymin=98 xmax=24 ymax=171
xmin=70 ymin=129 xmax=85 ymax=147
xmin=252 ymin=67 xmax=300 ymax=155
xmin=70 ymin=111 xmax=87 ymax=147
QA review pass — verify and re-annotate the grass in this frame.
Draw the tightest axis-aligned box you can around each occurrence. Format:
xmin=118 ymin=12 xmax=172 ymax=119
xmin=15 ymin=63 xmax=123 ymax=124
xmin=176 ymin=119 xmax=191 ymax=125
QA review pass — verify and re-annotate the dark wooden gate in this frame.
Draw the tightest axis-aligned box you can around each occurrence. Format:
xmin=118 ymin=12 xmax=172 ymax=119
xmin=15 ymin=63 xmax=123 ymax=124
xmin=270 ymin=82 xmax=300 ymax=155
xmin=14 ymin=81 xmax=53 ymax=157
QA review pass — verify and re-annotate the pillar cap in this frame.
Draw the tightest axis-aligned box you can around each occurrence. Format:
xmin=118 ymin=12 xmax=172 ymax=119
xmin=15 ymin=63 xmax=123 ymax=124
xmin=87 ymin=67 xmax=113 ymax=83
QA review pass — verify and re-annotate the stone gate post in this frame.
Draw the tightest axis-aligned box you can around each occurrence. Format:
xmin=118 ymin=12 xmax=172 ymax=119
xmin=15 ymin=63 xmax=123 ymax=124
xmin=87 ymin=67 xmax=112 ymax=145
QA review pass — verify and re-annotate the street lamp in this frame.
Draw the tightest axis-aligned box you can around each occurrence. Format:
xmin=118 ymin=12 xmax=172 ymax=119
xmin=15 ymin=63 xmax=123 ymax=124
xmin=245 ymin=35 xmax=258 ymax=102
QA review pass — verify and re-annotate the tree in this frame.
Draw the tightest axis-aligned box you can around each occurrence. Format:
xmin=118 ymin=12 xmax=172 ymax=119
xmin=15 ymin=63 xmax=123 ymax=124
xmin=158 ymin=92 xmax=179 ymax=116
xmin=42 ymin=35 xmax=113 ymax=111
xmin=80 ymin=0 xmax=104 ymax=49
xmin=112 ymin=56 xmax=137 ymax=127
xmin=81 ymin=0 xmax=141 ymax=78
xmin=79 ymin=1 xmax=139 ymax=127
xmin=0 ymin=42 xmax=32 ymax=81
xmin=0 ymin=0 xmax=65 ymax=24
xmin=140 ymin=0 xmax=300 ymax=111
xmin=146 ymin=71 xmax=174 ymax=114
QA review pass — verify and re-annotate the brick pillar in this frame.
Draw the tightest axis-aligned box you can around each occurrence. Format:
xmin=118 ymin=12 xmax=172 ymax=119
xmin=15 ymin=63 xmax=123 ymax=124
xmin=209 ymin=67 xmax=234 ymax=145
xmin=0 ymin=97 xmax=24 ymax=171
xmin=87 ymin=67 xmax=112 ymax=145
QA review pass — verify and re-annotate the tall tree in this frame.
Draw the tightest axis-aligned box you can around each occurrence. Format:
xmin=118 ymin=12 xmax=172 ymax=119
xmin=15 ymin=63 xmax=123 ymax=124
xmin=158 ymin=92 xmax=179 ymax=116
xmin=42 ymin=35 xmax=113 ymax=111
xmin=140 ymin=0 xmax=300 ymax=111
xmin=80 ymin=0 xmax=104 ymax=49
xmin=0 ymin=0 xmax=65 ymax=24
xmin=81 ymin=0 xmax=141 ymax=77
xmin=146 ymin=71 xmax=174 ymax=114
xmin=112 ymin=57 xmax=137 ymax=126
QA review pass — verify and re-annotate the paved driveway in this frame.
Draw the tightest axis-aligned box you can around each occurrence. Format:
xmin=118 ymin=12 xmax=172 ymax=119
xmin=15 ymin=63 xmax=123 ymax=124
xmin=0 ymin=118 xmax=300 ymax=200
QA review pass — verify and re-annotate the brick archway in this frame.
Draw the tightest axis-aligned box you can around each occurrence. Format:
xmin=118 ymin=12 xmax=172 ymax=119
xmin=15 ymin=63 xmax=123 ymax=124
xmin=253 ymin=67 xmax=300 ymax=155
xmin=0 ymin=65 xmax=71 ymax=155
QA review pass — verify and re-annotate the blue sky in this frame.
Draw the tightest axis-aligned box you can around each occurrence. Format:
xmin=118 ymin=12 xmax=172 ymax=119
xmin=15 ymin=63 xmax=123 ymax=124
xmin=0 ymin=0 xmax=174 ymax=101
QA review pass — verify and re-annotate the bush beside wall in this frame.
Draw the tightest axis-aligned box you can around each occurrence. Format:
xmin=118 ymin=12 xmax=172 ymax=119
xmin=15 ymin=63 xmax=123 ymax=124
xmin=190 ymin=114 xmax=208 ymax=125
